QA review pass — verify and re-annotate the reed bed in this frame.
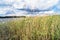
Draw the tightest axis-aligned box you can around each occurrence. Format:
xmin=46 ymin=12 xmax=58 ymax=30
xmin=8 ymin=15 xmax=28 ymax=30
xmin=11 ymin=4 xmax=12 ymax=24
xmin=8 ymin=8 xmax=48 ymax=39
xmin=0 ymin=15 xmax=60 ymax=40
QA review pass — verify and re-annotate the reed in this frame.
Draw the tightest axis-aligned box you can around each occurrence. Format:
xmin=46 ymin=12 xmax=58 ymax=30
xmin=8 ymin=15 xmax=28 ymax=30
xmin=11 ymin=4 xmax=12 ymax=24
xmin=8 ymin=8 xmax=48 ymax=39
xmin=0 ymin=15 xmax=60 ymax=40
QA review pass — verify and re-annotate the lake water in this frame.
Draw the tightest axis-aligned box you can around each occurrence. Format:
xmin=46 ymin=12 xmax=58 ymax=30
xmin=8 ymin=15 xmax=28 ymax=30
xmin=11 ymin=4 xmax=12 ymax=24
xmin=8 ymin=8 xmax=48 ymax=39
xmin=0 ymin=18 xmax=25 ymax=23
xmin=0 ymin=18 xmax=18 ymax=23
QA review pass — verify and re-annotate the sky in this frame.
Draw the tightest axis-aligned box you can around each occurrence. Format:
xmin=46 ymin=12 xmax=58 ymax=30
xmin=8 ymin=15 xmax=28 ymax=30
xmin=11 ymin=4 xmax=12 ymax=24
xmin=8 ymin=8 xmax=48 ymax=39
xmin=0 ymin=0 xmax=60 ymax=16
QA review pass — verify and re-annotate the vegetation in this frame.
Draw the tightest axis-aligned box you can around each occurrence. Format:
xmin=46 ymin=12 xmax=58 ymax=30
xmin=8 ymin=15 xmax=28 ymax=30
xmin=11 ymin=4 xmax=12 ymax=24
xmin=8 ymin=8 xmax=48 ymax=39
xmin=0 ymin=15 xmax=60 ymax=40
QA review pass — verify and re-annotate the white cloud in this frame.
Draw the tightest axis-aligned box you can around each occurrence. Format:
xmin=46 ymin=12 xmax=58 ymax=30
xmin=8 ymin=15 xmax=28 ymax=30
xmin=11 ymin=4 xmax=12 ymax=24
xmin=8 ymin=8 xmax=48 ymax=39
xmin=25 ymin=0 xmax=59 ymax=10
xmin=12 ymin=0 xmax=59 ymax=10
xmin=0 ymin=0 xmax=59 ymax=16
xmin=0 ymin=7 xmax=13 ymax=14
xmin=0 ymin=8 xmax=7 ymax=14
xmin=13 ymin=2 xmax=25 ymax=9
xmin=13 ymin=0 xmax=26 ymax=9
xmin=36 ymin=10 xmax=57 ymax=16
xmin=2 ymin=0 xmax=14 ymax=4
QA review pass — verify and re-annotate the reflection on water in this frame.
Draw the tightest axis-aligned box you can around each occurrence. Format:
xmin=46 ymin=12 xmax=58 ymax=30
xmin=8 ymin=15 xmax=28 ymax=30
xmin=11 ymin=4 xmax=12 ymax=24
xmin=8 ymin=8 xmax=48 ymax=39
xmin=0 ymin=18 xmax=16 ymax=23
xmin=0 ymin=18 xmax=11 ymax=23
xmin=0 ymin=18 xmax=24 ymax=23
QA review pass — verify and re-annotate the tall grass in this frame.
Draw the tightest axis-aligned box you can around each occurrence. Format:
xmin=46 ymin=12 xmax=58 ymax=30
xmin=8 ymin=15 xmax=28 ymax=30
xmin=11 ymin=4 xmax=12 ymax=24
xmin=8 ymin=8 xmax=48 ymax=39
xmin=0 ymin=15 xmax=60 ymax=40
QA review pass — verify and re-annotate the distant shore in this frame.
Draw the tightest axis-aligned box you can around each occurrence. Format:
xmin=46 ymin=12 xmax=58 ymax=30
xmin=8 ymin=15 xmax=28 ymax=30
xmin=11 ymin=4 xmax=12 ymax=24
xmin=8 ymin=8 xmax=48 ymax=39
xmin=0 ymin=16 xmax=26 ymax=18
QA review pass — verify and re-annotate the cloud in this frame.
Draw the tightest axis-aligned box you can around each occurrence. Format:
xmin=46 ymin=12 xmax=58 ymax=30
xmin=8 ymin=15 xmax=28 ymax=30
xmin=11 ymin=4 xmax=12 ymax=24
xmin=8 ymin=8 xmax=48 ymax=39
xmin=0 ymin=8 xmax=8 ymax=14
xmin=12 ymin=0 xmax=59 ymax=10
xmin=14 ymin=10 xmax=28 ymax=16
xmin=52 ymin=1 xmax=60 ymax=14
xmin=0 ymin=6 xmax=13 ymax=14
xmin=12 ymin=0 xmax=26 ymax=9
xmin=0 ymin=0 xmax=14 ymax=15
xmin=0 ymin=0 xmax=14 ymax=4
xmin=0 ymin=0 xmax=59 ymax=16
xmin=23 ymin=0 xmax=59 ymax=10
xmin=56 ymin=1 xmax=60 ymax=9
